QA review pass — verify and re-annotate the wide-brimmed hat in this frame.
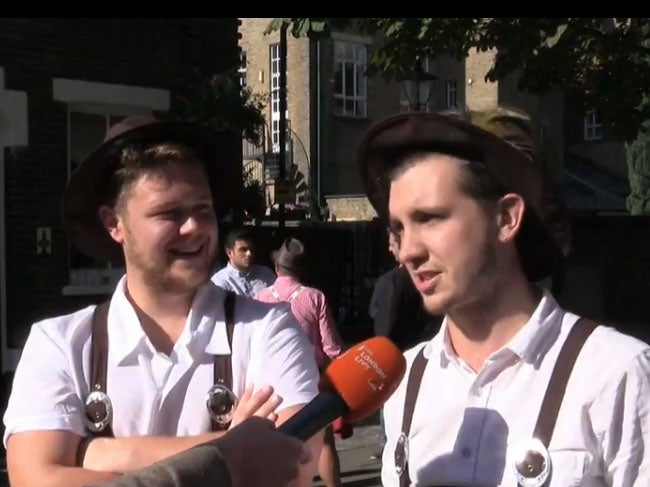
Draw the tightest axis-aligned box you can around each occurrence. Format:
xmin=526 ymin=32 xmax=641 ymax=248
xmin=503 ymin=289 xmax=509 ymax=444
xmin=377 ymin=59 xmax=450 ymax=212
xmin=357 ymin=107 xmax=570 ymax=281
xmin=272 ymin=238 xmax=308 ymax=271
xmin=62 ymin=114 xmax=235 ymax=263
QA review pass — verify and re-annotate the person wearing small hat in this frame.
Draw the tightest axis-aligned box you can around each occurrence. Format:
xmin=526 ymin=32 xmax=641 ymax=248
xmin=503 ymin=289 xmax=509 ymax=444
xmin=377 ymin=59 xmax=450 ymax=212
xmin=358 ymin=106 xmax=650 ymax=487
xmin=3 ymin=115 xmax=322 ymax=487
xmin=254 ymin=237 xmax=344 ymax=487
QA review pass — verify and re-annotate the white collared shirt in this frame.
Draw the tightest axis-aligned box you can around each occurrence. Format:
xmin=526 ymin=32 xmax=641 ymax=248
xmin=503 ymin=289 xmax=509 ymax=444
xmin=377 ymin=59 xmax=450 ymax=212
xmin=381 ymin=291 xmax=650 ymax=487
xmin=3 ymin=277 xmax=319 ymax=442
xmin=211 ymin=262 xmax=276 ymax=297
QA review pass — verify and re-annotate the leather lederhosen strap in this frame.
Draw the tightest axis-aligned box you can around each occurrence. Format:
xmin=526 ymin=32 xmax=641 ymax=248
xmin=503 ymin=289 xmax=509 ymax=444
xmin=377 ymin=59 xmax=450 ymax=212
xmin=396 ymin=317 xmax=598 ymax=487
xmin=85 ymin=290 xmax=238 ymax=437
xmin=211 ymin=290 xmax=237 ymax=431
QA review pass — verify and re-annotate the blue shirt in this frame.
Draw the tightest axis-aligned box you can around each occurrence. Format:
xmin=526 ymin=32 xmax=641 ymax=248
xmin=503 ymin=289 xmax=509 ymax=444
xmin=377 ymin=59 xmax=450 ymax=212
xmin=211 ymin=262 xmax=276 ymax=297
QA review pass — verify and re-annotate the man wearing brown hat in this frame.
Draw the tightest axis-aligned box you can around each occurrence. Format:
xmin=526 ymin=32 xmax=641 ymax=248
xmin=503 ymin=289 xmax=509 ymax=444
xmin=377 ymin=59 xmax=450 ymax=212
xmin=358 ymin=107 xmax=650 ymax=487
xmin=255 ymin=237 xmax=344 ymax=487
xmin=3 ymin=116 xmax=321 ymax=487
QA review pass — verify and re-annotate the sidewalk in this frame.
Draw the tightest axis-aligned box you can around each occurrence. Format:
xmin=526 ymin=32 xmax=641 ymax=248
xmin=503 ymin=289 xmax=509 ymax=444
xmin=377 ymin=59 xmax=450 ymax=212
xmin=314 ymin=419 xmax=383 ymax=487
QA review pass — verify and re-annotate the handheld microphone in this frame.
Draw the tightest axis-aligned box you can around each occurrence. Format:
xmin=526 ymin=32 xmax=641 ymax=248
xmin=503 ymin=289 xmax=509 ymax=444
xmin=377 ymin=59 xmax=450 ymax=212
xmin=277 ymin=337 xmax=406 ymax=441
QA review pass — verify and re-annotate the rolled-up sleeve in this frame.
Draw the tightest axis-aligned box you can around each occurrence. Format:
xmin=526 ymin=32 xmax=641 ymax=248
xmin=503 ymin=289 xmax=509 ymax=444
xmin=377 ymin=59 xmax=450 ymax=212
xmin=3 ymin=322 xmax=85 ymax=446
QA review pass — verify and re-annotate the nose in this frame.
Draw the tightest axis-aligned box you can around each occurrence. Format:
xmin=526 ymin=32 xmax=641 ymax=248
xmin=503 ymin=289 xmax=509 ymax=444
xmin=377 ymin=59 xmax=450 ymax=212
xmin=180 ymin=216 xmax=199 ymax=235
xmin=398 ymin=227 xmax=427 ymax=269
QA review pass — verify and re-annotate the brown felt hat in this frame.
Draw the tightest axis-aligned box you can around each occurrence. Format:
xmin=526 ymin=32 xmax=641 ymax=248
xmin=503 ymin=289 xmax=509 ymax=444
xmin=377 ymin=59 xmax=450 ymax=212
xmin=357 ymin=107 xmax=571 ymax=281
xmin=62 ymin=114 xmax=235 ymax=263
xmin=272 ymin=238 xmax=308 ymax=271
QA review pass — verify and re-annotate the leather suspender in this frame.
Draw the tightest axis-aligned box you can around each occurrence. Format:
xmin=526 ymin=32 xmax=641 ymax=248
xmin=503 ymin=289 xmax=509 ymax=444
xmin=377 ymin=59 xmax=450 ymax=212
xmin=397 ymin=317 xmax=598 ymax=487
xmin=87 ymin=290 xmax=238 ymax=437
xmin=212 ymin=291 xmax=236 ymax=431
xmin=88 ymin=302 xmax=113 ymax=437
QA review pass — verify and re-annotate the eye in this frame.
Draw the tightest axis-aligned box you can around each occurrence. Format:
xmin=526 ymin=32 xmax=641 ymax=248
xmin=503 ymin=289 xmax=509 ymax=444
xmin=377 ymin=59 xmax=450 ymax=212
xmin=158 ymin=209 xmax=184 ymax=221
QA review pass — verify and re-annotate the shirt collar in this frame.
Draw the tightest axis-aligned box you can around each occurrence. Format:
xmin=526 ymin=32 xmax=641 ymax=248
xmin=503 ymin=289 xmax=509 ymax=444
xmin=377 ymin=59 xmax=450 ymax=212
xmin=425 ymin=289 xmax=563 ymax=367
xmin=226 ymin=262 xmax=251 ymax=278
xmin=274 ymin=275 xmax=301 ymax=287
xmin=108 ymin=277 xmax=227 ymax=364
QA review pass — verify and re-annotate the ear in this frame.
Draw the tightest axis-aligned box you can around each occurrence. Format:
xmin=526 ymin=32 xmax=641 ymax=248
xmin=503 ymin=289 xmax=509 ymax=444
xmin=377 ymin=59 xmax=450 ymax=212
xmin=495 ymin=193 xmax=526 ymax=244
xmin=98 ymin=205 xmax=125 ymax=245
xmin=225 ymin=248 xmax=233 ymax=260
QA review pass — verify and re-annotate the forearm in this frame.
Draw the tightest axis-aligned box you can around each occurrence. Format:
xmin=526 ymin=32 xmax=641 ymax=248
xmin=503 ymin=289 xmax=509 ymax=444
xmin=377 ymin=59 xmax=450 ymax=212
xmin=89 ymin=442 xmax=231 ymax=487
xmin=84 ymin=432 xmax=225 ymax=473
xmin=10 ymin=465 xmax=118 ymax=487
xmin=291 ymin=430 xmax=323 ymax=487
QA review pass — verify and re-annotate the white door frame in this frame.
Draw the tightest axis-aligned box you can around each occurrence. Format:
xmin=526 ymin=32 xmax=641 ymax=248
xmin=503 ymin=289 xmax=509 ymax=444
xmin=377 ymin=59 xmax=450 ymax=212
xmin=0 ymin=67 xmax=28 ymax=372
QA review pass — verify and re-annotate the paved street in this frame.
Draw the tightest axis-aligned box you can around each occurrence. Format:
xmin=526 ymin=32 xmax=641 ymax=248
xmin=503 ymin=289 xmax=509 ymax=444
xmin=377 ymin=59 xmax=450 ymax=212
xmin=314 ymin=417 xmax=383 ymax=487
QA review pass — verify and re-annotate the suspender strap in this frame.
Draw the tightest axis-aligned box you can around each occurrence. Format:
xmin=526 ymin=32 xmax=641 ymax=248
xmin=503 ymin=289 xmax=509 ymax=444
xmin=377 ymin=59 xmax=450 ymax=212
xmin=212 ymin=291 xmax=237 ymax=431
xmin=288 ymin=285 xmax=304 ymax=302
xmin=397 ymin=318 xmax=598 ymax=487
xmin=398 ymin=347 xmax=427 ymax=487
xmin=269 ymin=285 xmax=281 ymax=302
xmin=89 ymin=302 xmax=113 ymax=438
xmin=532 ymin=317 xmax=597 ymax=447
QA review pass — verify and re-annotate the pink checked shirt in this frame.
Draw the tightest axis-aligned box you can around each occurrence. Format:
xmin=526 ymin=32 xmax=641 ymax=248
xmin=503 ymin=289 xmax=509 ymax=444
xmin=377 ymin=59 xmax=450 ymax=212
xmin=254 ymin=276 xmax=343 ymax=368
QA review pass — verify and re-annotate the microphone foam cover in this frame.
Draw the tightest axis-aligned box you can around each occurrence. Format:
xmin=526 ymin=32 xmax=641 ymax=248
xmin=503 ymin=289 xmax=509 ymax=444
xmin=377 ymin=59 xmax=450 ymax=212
xmin=320 ymin=337 xmax=406 ymax=422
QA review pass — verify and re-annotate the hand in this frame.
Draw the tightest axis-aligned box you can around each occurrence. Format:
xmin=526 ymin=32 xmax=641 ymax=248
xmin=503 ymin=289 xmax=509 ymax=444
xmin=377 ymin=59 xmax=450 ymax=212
xmin=218 ymin=417 xmax=311 ymax=487
xmin=229 ymin=385 xmax=283 ymax=428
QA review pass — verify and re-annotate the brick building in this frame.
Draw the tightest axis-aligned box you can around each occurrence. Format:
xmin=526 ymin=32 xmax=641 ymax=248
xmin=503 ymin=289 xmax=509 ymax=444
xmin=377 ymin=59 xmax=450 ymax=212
xmin=239 ymin=20 xmax=629 ymax=219
xmin=0 ymin=18 xmax=240 ymax=372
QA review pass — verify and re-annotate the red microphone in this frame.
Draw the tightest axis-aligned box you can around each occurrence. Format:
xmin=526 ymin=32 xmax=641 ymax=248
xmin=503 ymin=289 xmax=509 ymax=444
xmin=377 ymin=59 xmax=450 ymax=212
xmin=278 ymin=337 xmax=406 ymax=441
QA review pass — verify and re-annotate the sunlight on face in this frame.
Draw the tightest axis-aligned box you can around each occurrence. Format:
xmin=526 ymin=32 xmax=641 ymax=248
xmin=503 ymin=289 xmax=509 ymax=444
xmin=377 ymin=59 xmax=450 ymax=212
xmin=116 ymin=161 xmax=218 ymax=294
xmin=388 ymin=154 xmax=499 ymax=315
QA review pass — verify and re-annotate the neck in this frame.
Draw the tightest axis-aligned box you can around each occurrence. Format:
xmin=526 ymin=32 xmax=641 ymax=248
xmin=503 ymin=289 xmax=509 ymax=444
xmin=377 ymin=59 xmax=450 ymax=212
xmin=229 ymin=261 xmax=249 ymax=273
xmin=446 ymin=271 xmax=540 ymax=372
xmin=124 ymin=271 xmax=195 ymax=355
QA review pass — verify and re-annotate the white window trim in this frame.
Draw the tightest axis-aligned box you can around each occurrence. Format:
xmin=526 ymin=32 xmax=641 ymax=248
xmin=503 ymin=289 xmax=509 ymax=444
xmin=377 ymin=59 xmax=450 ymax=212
xmin=446 ymin=79 xmax=458 ymax=108
xmin=331 ymin=32 xmax=373 ymax=45
xmin=53 ymin=78 xmax=169 ymax=111
xmin=333 ymin=40 xmax=368 ymax=118
xmin=584 ymin=109 xmax=603 ymax=141
xmin=55 ymin=79 xmax=170 ymax=296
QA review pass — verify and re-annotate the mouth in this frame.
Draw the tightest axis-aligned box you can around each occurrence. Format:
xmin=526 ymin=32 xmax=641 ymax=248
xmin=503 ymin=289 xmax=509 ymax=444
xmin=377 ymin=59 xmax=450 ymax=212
xmin=169 ymin=244 xmax=204 ymax=259
xmin=412 ymin=270 xmax=441 ymax=294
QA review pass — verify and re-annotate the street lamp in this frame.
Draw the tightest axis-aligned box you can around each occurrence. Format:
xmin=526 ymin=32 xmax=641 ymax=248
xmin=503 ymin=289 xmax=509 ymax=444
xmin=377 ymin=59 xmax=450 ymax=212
xmin=401 ymin=62 xmax=437 ymax=112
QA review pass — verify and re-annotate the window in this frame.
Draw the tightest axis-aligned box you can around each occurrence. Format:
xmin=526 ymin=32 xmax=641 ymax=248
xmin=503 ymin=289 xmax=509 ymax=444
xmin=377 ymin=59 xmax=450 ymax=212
xmin=53 ymin=78 xmax=169 ymax=295
xmin=333 ymin=40 xmax=367 ymax=118
xmin=269 ymin=43 xmax=285 ymax=149
xmin=238 ymin=51 xmax=247 ymax=88
xmin=446 ymin=80 xmax=458 ymax=108
xmin=584 ymin=109 xmax=603 ymax=140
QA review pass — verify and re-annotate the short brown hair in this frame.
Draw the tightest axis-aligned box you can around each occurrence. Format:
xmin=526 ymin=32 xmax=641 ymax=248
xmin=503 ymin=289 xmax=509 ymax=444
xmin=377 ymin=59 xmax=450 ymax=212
xmin=104 ymin=142 xmax=208 ymax=208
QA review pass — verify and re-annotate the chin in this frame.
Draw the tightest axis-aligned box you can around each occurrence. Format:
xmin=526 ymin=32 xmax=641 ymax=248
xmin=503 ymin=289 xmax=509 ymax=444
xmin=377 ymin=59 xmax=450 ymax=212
xmin=422 ymin=293 xmax=451 ymax=316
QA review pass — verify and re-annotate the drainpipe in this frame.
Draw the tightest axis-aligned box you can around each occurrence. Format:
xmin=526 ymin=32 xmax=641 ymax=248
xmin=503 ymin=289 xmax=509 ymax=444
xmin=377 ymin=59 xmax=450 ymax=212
xmin=316 ymin=39 xmax=322 ymax=208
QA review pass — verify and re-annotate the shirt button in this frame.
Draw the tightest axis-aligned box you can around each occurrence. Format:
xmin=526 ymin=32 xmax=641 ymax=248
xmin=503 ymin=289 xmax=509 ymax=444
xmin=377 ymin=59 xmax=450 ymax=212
xmin=461 ymin=447 xmax=472 ymax=458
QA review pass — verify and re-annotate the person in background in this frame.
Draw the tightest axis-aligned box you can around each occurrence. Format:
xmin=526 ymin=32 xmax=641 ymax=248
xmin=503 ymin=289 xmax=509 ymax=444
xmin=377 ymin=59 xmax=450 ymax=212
xmin=368 ymin=230 xmax=441 ymax=460
xmin=212 ymin=228 xmax=275 ymax=297
xmin=255 ymin=237 xmax=344 ymax=487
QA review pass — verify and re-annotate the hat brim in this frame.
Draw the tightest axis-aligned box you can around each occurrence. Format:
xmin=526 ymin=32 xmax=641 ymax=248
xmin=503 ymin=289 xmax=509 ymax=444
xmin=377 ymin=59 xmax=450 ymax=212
xmin=62 ymin=121 xmax=237 ymax=263
xmin=357 ymin=113 xmax=563 ymax=281
xmin=358 ymin=113 xmax=544 ymax=222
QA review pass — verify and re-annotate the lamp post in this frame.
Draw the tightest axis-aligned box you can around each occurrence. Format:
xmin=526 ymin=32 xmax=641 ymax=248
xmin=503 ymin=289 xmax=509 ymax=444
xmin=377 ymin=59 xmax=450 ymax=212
xmin=401 ymin=62 xmax=437 ymax=112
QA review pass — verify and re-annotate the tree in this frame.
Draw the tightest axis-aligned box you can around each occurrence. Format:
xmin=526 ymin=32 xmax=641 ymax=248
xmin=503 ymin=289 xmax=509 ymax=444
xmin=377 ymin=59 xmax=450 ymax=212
xmin=626 ymin=127 xmax=650 ymax=214
xmin=268 ymin=18 xmax=650 ymax=214
xmin=169 ymin=67 xmax=269 ymax=219
xmin=267 ymin=18 xmax=650 ymax=141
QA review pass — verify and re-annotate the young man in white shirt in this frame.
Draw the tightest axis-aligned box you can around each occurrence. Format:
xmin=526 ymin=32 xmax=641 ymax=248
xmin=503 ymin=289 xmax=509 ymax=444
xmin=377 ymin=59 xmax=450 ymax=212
xmin=3 ymin=115 xmax=321 ymax=487
xmin=358 ymin=107 xmax=650 ymax=487
xmin=211 ymin=229 xmax=275 ymax=297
